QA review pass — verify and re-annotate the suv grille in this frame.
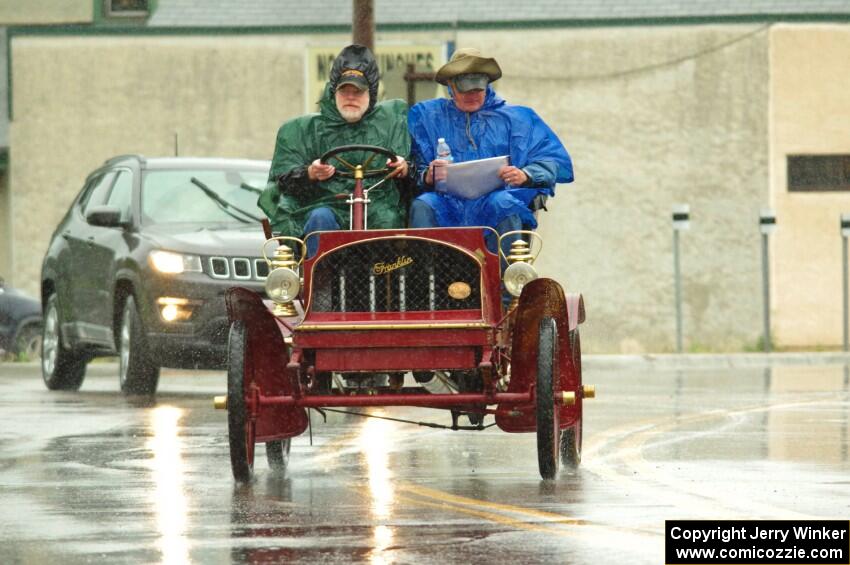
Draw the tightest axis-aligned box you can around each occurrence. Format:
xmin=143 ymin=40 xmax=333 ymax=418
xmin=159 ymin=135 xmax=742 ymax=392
xmin=208 ymin=256 xmax=267 ymax=281
xmin=310 ymin=238 xmax=481 ymax=312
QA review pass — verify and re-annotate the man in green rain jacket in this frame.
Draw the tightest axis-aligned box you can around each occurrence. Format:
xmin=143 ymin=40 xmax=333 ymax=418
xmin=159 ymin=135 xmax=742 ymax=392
xmin=258 ymin=44 xmax=412 ymax=256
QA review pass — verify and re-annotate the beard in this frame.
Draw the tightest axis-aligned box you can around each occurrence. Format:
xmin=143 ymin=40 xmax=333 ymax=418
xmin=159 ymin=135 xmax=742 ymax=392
xmin=338 ymin=104 xmax=368 ymax=123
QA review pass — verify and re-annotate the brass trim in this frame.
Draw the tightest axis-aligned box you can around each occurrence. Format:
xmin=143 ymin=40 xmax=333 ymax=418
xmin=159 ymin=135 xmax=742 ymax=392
xmin=561 ymin=391 xmax=576 ymax=406
xmin=304 ymin=234 xmax=487 ymax=315
xmin=213 ymin=396 xmax=227 ymax=409
xmin=582 ymin=384 xmax=596 ymax=399
xmin=295 ymin=321 xmax=491 ymax=331
xmin=498 ymin=230 xmax=543 ymax=264
xmin=262 ymin=237 xmax=306 ymax=267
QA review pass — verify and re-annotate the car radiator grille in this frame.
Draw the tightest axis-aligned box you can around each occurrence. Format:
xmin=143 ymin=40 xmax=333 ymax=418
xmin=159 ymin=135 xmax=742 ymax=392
xmin=208 ymin=256 xmax=269 ymax=280
xmin=310 ymin=238 xmax=481 ymax=312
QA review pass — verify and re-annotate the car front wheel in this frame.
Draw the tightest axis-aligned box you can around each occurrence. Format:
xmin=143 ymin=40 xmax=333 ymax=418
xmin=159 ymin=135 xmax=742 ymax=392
xmin=118 ymin=295 xmax=160 ymax=395
xmin=41 ymin=294 xmax=86 ymax=391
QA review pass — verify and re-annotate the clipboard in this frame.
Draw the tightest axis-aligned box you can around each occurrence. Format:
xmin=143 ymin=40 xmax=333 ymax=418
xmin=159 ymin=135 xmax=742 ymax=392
xmin=435 ymin=156 xmax=509 ymax=200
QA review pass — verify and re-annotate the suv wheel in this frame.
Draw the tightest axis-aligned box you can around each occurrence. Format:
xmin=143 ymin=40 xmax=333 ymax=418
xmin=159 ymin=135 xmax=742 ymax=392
xmin=41 ymin=294 xmax=86 ymax=390
xmin=118 ymin=295 xmax=160 ymax=395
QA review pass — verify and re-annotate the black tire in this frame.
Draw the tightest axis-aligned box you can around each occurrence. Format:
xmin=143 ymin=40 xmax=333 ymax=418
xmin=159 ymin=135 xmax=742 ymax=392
xmin=560 ymin=330 xmax=583 ymax=467
xmin=41 ymin=294 xmax=87 ymax=391
xmin=14 ymin=322 xmax=43 ymax=360
xmin=266 ymin=439 xmax=291 ymax=472
xmin=227 ymin=322 xmax=255 ymax=482
xmin=454 ymin=370 xmax=485 ymax=426
xmin=118 ymin=295 xmax=160 ymax=395
xmin=536 ymin=317 xmax=560 ymax=480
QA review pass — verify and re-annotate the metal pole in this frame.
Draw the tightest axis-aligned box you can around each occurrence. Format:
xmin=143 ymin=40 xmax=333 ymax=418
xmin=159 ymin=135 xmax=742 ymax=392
xmin=671 ymin=205 xmax=689 ymax=353
xmin=673 ymin=229 xmax=683 ymax=353
xmin=843 ymin=233 xmax=848 ymax=352
xmin=352 ymin=0 xmax=374 ymax=52
xmin=761 ymin=232 xmax=771 ymax=353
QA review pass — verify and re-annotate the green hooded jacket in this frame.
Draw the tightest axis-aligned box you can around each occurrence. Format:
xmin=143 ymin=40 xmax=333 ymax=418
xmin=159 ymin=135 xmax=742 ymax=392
xmin=258 ymin=83 xmax=412 ymax=236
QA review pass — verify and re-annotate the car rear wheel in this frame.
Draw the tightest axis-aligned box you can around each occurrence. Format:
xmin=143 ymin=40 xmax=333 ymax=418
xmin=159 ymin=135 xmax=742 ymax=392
xmin=41 ymin=294 xmax=87 ymax=391
xmin=266 ymin=439 xmax=291 ymax=472
xmin=15 ymin=322 xmax=43 ymax=360
xmin=118 ymin=295 xmax=160 ymax=395
xmin=228 ymin=321 xmax=255 ymax=482
xmin=536 ymin=317 xmax=560 ymax=480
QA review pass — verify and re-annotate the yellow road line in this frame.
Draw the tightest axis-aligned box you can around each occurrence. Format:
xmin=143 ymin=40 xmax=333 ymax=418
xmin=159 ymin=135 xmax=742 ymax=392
xmin=398 ymin=483 xmax=582 ymax=525
xmin=394 ymin=494 xmax=580 ymax=536
xmin=584 ymin=397 xmax=836 ymax=520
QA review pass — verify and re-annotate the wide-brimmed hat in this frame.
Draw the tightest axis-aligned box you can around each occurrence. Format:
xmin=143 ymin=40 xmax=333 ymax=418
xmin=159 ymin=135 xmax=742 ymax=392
xmin=435 ymin=47 xmax=502 ymax=86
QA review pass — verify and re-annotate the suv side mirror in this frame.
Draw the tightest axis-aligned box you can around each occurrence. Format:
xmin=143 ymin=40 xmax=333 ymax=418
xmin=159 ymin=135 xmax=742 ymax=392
xmin=86 ymin=205 xmax=127 ymax=228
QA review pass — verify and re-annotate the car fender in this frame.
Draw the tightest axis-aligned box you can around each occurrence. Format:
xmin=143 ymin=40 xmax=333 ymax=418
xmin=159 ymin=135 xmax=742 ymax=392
xmin=496 ymin=277 xmax=581 ymax=433
xmin=226 ymin=286 xmax=307 ymax=440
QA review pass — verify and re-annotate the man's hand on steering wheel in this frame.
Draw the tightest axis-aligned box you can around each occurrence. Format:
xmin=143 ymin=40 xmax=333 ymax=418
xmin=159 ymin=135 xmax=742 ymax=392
xmin=318 ymin=144 xmax=403 ymax=180
xmin=386 ymin=156 xmax=408 ymax=179
xmin=308 ymin=159 xmax=336 ymax=181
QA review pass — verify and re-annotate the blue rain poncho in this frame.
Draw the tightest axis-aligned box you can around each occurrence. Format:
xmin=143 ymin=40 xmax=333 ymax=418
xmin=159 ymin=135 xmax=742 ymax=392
xmin=409 ymin=86 xmax=573 ymax=229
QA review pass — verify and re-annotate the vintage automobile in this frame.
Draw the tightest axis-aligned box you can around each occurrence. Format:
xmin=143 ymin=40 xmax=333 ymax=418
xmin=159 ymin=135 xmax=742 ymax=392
xmin=215 ymin=145 xmax=592 ymax=480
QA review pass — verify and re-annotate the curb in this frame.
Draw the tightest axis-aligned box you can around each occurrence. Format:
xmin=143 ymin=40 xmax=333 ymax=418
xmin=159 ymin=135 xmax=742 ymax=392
xmin=5 ymin=353 xmax=850 ymax=372
xmin=583 ymin=352 xmax=850 ymax=370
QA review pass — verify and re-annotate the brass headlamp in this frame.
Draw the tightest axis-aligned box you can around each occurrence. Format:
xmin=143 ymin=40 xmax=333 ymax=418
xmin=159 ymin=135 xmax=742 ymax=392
xmin=262 ymin=237 xmax=306 ymax=317
xmin=500 ymin=231 xmax=543 ymax=306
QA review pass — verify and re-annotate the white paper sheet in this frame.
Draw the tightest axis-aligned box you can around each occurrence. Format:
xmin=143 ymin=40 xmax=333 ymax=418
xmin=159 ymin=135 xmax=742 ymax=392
xmin=435 ymin=155 xmax=510 ymax=200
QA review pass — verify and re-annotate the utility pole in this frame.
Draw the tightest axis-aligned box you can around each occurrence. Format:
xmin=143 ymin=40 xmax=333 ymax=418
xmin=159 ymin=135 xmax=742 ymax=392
xmin=352 ymin=0 xmax=374 ymax=52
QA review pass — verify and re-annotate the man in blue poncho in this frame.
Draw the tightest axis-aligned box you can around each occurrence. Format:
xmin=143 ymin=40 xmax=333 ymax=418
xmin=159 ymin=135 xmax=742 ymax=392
xmin=408 ymin=48 xmax=573 ymax=259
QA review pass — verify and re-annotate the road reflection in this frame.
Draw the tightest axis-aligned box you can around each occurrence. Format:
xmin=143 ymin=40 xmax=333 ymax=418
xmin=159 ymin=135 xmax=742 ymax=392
xmin=358 ymin=412 xmax=396 ymax=565
xmin=148 ymin=405 xmax=190 ymax=565
xmin=767 ymin=365 xmax=850 ymax=463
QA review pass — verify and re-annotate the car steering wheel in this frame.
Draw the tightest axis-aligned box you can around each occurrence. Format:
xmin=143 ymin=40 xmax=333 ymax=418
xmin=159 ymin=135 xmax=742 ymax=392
xmin=319 ymin=144 xmax=399 ymax=179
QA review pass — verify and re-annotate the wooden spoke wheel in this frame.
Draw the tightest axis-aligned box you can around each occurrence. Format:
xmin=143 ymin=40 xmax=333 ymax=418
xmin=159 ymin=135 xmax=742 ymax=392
xmin=227 ymin=321 xmax=256 ymax=482
xmin=560 ymin=329 xmax=583 ymax=467
xmin=536 ymin=317 xmax=560 ymax=479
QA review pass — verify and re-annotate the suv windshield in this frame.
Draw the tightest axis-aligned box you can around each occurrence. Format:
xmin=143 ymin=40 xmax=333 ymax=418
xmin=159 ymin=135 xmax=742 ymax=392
xmin=142 ymin=168 xmax=268 ymax=225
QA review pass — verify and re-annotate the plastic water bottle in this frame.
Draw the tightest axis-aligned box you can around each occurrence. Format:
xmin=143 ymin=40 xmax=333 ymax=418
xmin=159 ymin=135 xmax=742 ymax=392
xmin=436 ymin=138 xmax=453 ymax=163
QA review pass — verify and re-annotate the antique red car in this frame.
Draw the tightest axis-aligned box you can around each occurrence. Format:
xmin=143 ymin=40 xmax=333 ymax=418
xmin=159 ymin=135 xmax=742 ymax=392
xmin=215 ymin=145 xmax=592 ymax=480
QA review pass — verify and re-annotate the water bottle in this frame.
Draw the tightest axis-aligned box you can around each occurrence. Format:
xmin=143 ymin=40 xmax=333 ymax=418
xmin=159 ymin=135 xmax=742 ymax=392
xmin=436 ymin=138 xmax=453 ymax=163
xmin=434 ymin=138 xmax=453 ymax=191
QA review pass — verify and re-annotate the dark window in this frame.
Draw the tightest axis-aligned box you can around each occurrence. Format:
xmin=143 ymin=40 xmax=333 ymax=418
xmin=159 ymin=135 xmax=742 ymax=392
xmin=104 ymin=0 xmax=149 ymax=17
xmin=788 ymin=155 xmax=850 ymax=192
xmin=79 ymin=172 xmax=117 ymax=216
xmin=106 ymin=170 xmax=133 ymax=221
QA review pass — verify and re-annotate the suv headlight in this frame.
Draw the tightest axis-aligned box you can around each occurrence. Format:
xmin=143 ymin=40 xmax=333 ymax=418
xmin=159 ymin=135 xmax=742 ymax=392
xmin=266 ymin=267 xmax=301 ymax=303
xmin=149 ymin=250 xmax=203 ymax=274
xmin=503 ymin=262 xmax=538 ymax=297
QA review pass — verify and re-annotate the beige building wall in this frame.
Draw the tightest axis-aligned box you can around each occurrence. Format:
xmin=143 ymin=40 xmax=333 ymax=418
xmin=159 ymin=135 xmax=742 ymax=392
xmin=770 ymin=24 xmax=850 ymax=348
xmin=0 ymin=0 xmax=92 ymax=24
xmin=6 ymin=25 xmax=782 ymax=352
xmin=462 ymin=25 xmax=770 ymax=352
xmin=9 ymin=32 xmax=335 ymax=298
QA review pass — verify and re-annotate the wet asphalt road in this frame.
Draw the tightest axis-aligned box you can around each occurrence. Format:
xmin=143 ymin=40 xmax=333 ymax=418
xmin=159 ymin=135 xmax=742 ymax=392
xmin=1 ymin=360 xmax=849 ymax=564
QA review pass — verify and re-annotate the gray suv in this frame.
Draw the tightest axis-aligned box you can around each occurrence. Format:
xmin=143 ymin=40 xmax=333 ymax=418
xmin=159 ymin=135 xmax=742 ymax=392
xmin=41 ymin=155 xmax=270 ymax=394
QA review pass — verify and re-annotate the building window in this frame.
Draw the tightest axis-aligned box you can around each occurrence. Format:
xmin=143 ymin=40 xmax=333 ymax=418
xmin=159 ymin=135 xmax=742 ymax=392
xmin=788 ymin=155 xmax=850 ymax=192
xmin=104 ymin=0 xmax=149 ymax=17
